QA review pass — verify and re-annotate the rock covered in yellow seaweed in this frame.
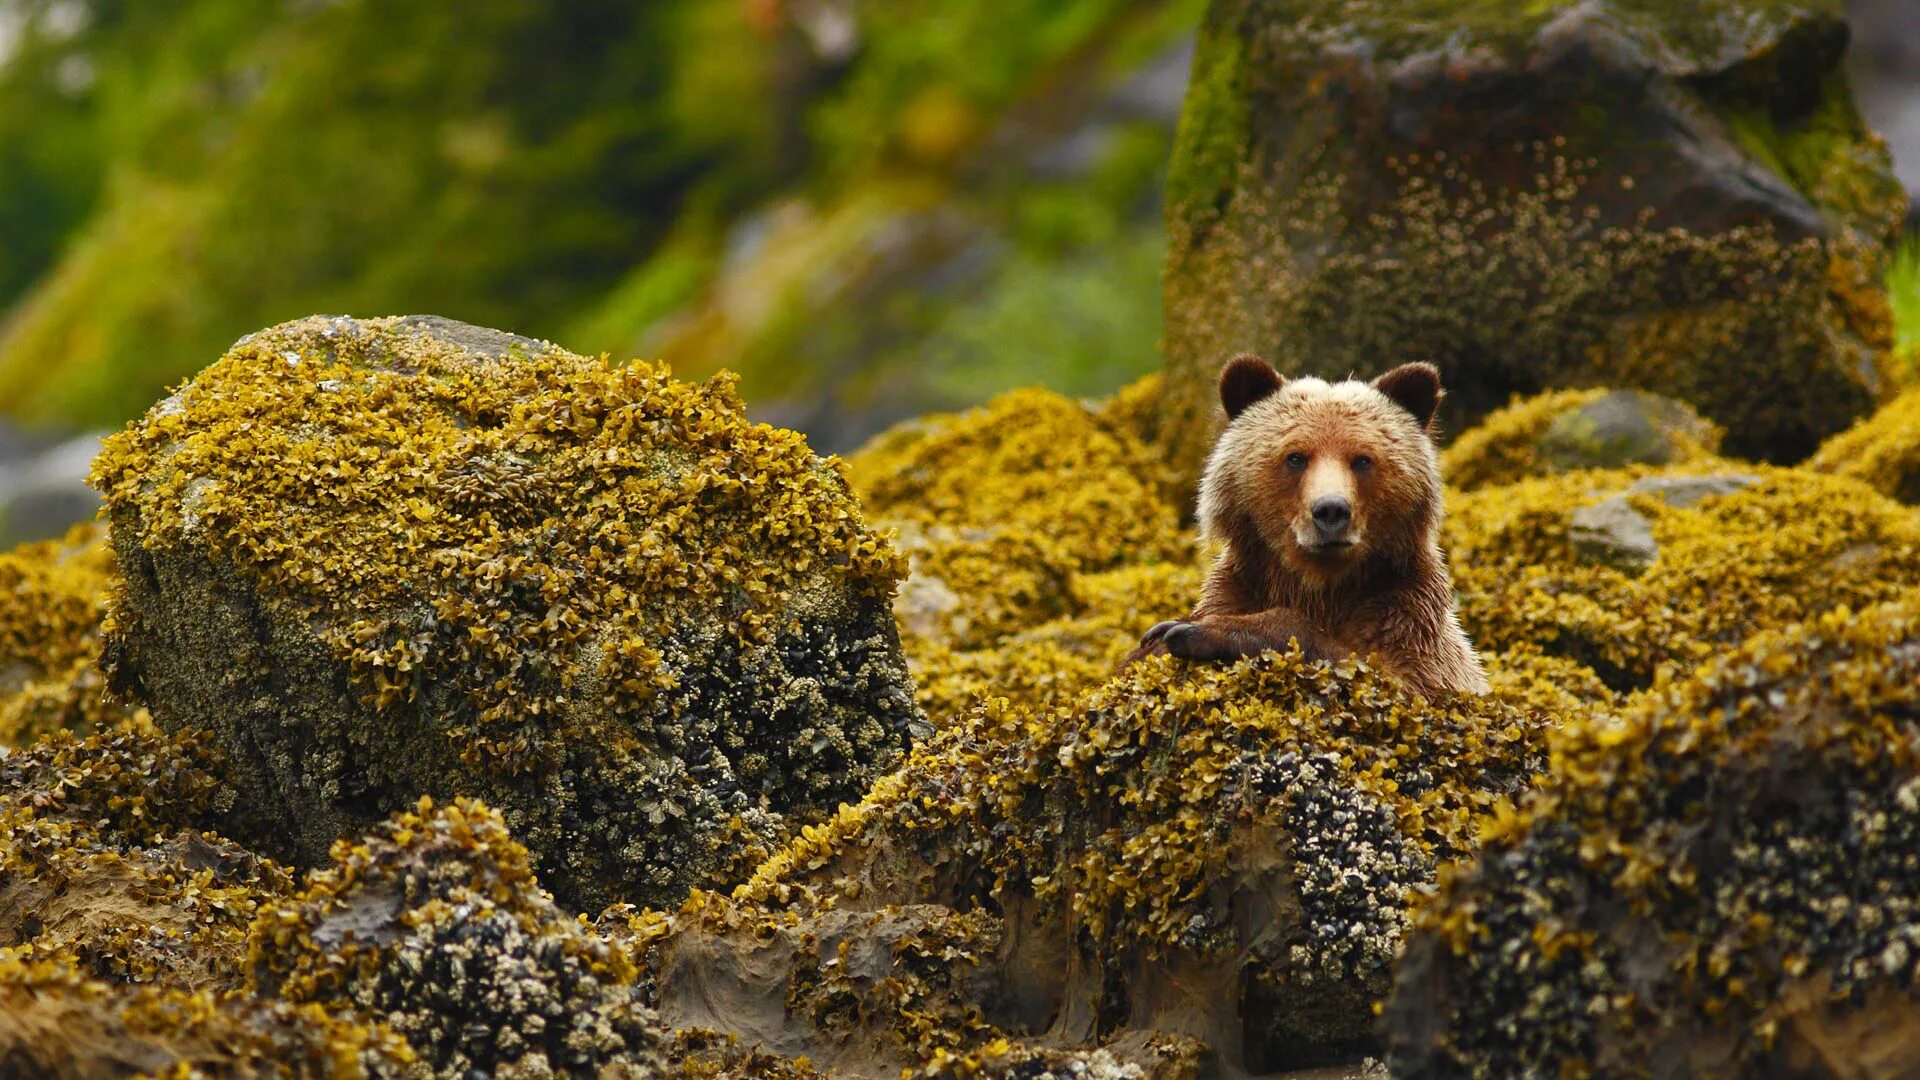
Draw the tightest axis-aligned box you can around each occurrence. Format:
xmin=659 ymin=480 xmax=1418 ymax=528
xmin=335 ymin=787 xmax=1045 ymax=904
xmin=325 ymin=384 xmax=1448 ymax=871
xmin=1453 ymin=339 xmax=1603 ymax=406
xmin=845 ymin=380 xmax=1202 ymax=724
xmin=0 ymin=722 xmax=287 ymax=995
xmin=635 ymin=651 xmax=1552 ymax=1074
xmin=0 ymin=523 xmax=144 ymax=745
xmin=249 ymin=796 xmax=665 ymax=1079
xmin=1441 ymin=388 xmax=1723 ymax=492
xmin=1446 ymin=465 xmax=1920 ymax=688
xmin=89 ymin=314 xmax=921 ymax=911
xmin=1808 ymin=382 xmax=1920 ymax=504
xmin=1386 ymin=591 xmax=1920 ymax=1078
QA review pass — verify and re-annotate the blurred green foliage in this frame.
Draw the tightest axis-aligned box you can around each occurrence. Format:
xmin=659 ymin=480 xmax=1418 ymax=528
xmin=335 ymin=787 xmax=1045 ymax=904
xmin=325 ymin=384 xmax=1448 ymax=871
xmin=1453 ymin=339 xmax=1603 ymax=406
xmin=0 ymin=0 xmax=1202 ymax=447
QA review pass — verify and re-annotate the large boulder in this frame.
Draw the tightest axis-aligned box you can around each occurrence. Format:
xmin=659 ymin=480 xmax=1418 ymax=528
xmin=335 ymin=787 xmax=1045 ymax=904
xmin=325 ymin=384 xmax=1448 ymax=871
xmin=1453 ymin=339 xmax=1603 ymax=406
xmin=630 ymin=654 xmax=1553 ymax=1076
xmin=1386 ymin=592 xmax=1920 ymax=1078
xmin=1161 ymin=0 xmax=1908 ymax=480
xmin=90 ymin=315 xmax=920 ymax=911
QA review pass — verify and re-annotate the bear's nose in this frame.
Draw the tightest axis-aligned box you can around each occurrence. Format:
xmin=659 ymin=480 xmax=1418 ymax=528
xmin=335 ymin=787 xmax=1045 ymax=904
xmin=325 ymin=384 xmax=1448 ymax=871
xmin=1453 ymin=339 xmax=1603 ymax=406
xmin=1311 ymin=495 xmax=1352 ymax=538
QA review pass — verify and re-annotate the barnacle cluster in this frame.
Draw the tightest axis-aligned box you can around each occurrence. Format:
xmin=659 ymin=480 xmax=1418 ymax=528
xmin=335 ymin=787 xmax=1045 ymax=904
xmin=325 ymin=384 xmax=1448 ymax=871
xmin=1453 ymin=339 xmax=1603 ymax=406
xmin=1387 ymin=591 xmax=1920 ymax=1078
xmin=1445 ymin=465 xmax=1920 ymax=688
xmin=0 ymin=523 xmax=143 ymax=744
xmin=729 ymin=651 xmax=1552 ymax=1068
xmin=1440 ymin=388 xmax=1723 ymax=492
xmin=89 ymin=314 xmax=920 ymax=909
xmin=846 ymin=381 xmax=1200 ymax=722
xmin=1808 ymin=383 xmax=1920 ymax=503
xmin=250 ymin=796 xmax=666 ymax=1079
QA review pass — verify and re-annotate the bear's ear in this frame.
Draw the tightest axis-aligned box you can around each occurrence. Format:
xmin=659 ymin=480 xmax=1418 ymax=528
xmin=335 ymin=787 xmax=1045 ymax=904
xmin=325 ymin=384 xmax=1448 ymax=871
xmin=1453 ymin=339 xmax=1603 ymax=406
xmin=1373 ymin=362 xmax=1443 ymax=430
xmin=1220 ymin=355 xmax=1283 ymax=421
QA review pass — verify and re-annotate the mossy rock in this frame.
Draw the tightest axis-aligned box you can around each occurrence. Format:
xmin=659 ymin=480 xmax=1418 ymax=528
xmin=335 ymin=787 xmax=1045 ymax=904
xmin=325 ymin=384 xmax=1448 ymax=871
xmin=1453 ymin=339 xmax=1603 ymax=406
xmin=1386 ymin=592 xmax=1920 ymax=1078
xmin=90 ymin=315 xmax=920 ymax=911
xmin=0 ymin=523 xmax=143 ymax=744
xmin=646 ymin=654 xmax=1554 ymax=1073
xmin=250 ymin=796 xmax=666 ymax=1078
xmin=1808 ymin=382 xmax=1920 ymax=503
xmin=1443 ymin=388 xmax=1724 ymax=492
xmin=1447 ymin=465 xmax=1920 ymax=688
xmin=1161 ymin=0 xmax=1908 ymax=483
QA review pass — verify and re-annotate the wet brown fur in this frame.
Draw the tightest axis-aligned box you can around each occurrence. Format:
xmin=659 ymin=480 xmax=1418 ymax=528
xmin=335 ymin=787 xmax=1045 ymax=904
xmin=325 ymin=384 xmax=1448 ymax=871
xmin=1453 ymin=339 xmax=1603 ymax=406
xmin=1129 ymin=356 xmax=1489 ymax=697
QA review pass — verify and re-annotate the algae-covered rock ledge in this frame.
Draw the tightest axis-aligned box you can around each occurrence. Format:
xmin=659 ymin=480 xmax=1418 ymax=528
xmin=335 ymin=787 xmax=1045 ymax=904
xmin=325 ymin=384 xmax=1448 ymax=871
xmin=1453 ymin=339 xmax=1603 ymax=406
xmin=88 ymin=314 xmax=922 ymax=912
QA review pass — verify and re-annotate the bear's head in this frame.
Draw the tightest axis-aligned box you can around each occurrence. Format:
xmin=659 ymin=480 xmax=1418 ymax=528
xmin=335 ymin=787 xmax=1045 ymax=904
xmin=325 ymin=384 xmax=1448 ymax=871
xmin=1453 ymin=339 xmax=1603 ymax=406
xmin=1197 ymin=355 xmax=1444 ymax=586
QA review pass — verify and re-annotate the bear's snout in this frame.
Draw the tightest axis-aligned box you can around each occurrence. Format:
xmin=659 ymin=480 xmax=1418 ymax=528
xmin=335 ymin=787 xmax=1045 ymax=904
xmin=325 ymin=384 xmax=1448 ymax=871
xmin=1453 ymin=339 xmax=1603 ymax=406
xmin=1310 ymin=495 xmax=1353 ymax=541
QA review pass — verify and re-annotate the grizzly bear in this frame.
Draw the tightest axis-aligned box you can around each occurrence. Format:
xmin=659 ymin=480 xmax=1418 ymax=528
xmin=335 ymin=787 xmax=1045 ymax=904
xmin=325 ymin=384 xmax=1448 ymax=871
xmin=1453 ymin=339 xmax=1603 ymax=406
xmin=1130 ymin=356 xmax=1489 ymax=697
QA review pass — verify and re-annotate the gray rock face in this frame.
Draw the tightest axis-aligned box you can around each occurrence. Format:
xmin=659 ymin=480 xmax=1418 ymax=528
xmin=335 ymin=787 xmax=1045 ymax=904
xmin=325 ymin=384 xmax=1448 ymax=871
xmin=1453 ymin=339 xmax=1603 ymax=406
xmin=1536 ymin=391 xmax=1719 ymax=473
xmin=1569 ymin=473 xmax=1762 ymax=569
xmin=92 ymin=315 xmax=921 ymax=912
xmin=1160 ymin=0 xmax=1908 ymax=484
xmin=1570 ymin=496 xmax=1660 ymax=571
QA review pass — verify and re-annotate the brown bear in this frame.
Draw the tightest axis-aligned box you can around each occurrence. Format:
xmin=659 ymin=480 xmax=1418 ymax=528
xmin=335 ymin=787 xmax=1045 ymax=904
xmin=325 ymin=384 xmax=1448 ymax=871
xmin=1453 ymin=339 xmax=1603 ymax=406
xmin=1130 ymin=355 xmax=1489 ymax=697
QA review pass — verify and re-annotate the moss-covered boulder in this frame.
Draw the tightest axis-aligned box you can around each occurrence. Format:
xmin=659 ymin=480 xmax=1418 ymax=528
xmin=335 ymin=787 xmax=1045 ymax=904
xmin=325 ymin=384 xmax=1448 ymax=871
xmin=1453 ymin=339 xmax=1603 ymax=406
xmin=1447 ymin=466 xmax=1920 ymax=688
xmin=1161 ymin=0 xmax=1908 ymax=480
xmin=1442 ymin=389 xmax=1724 ymax=492
xmin=0 ymin=523 xmax=143 ymax=744
xmin=1386 ymin=592 xmax=1920 ymax=1078
xmin=635 ymin=654 xmax=1553 ymax=1074
xmin=90 ymin=314 xmax=920 ymax=911
xmin=1808 ymin=382 xmax=1920 ymax=503
xmin=250 ymin=797 xmax=666 ymax=1078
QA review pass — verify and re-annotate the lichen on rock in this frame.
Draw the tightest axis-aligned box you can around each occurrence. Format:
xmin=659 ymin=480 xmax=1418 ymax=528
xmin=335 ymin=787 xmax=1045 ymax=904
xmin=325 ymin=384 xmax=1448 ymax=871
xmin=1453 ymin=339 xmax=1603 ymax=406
xmin=250 ymin=796 xmax=666 ymax=1079
xmin=1386 ymin=591 xmax=1920 ymax=1078
xmin=90 ymin=314 xmax=920 ymax=910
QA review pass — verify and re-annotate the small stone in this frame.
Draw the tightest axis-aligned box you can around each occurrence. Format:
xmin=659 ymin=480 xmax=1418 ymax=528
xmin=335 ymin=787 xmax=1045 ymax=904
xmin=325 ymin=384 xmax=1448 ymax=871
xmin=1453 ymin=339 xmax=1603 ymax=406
xmin=1569 ymin=496 xmax=1658 ymax=570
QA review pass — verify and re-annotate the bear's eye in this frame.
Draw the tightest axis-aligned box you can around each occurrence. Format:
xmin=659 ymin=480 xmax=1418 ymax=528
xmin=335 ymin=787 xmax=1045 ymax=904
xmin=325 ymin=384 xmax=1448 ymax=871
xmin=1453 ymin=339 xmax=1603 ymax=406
xmin=1284 ymin=452 xmax=1309 ymax=472
xmin=1352 ymin=454 xmax=1374 ymax=474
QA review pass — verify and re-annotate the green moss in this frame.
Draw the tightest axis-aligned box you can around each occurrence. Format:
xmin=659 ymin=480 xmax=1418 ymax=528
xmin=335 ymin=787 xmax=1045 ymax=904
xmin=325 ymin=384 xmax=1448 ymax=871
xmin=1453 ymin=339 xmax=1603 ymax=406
xmin=1388 ymin=592 xmax=1920 ymax=1077
xmin=1889 ymin=233 xmax=1920 ymax=377
xmin=1161 ymin=11 xmax=1246 ymax=232
xmin=92 ymin=315 xmax=919 ymax=910
xmin=1161 ymin=0 xmax=1904 ymax=482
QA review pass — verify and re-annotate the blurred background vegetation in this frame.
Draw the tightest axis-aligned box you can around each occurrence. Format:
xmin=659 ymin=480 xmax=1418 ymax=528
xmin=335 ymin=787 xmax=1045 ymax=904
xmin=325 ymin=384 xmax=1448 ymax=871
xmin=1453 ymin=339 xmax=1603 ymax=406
xmin=0 ymin=0 xmax=1913 ymax=459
